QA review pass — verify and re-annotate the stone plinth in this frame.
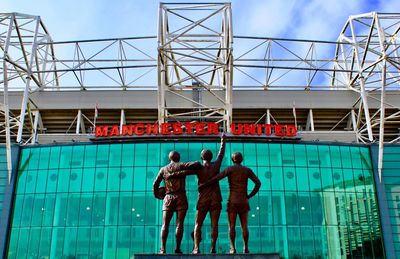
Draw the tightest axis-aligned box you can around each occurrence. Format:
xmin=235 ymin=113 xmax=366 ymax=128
xmin=135 ymin=254 xmax=280 ymax=259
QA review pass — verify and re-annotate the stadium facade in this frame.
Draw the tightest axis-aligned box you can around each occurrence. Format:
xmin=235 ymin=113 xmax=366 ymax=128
xmin=0 ymin=3 xmax=400 ymax=258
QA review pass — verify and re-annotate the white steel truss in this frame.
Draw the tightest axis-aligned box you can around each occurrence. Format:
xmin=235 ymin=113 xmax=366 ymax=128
xmin=0 ymin=13 xmax=55 ymax=182
xmin=158 ymin=3 xmax=233 ymax=130
xmin=334 ymin=12 xmax=400 ymax=180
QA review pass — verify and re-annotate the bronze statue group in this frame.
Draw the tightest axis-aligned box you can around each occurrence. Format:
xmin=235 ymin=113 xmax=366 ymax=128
xmin=153 ymin=134 xmax=261 ymax=254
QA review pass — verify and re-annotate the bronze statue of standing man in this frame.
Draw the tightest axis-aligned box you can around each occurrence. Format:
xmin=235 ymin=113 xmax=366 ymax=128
xmin=200 ymin=152 xmax=261 ymax=254
xmin=164 ymin=134 xmax=226 ymax=254
xmin=192 ymin=134 xmax=226 ymax=254
xmin=153 ymin=151 xmax=200 ymax=254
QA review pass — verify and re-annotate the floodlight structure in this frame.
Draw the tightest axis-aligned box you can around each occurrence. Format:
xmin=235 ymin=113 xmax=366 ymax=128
xmin=0 ymin=13 xmax=56 ymax=181
xmin=157 ymin=3 xmax=233 ymax=130
xmin=333 ymin=12 xmax=400 ymax=179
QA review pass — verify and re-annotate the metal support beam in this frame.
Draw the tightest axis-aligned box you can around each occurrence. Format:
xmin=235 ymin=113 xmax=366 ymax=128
xmin=351 ymin=109 xmax=357 ymax=131
xmin=76 ymin=110 xmax=82 ymax=134
xmin=120 ymin=109 xmax=126 ymax=135
xmin=306 ymin=109 xmax=315 ymax=131
xmin=266 ymin=109 xmax=271 ymax=124
xmin=3 ymin=14 xmax=15 ymax=183
xmin=17 ymin=17 xmax=41 ymax=143
xmin=31 ymin=110 xmax=40 ymax=144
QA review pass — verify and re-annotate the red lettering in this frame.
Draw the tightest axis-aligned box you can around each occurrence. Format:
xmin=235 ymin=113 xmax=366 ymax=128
xmin=134 ymin=123 xmax=144 ymax=135
xmin=257 ymin=124 xmax=263 ymax=135
xmin=109 ymin=125 xmax=120 ymax=136
xmin=184 ymin=122 xmax=195 ymax=134
xmin=121 ymin=125 xmax=133 ymax=136
xmin=195 ymin=123 xmax=206 ymax=135
xmin=161 ymin=123 xmax=171 ymax=135
xmin=231 ymin=124 xmax=242 ymax=135
xmin=207 ymin=123 xmax=219 ymax=135
xmin=286 ymin=125 xmax=297 ymax=137
xmin=243 ymin=124 xmax=256 ymax=135
xmin=146 ymin=124 xmax=159 ymax=135
xmin=274 ymin=125 xmax=284 ymax=136
xmin=264 ymin=124 xmax=272 ymax=135
xmin=96 ymin=122 xmax=297 ymax=138
xmin=95 ymin=125 xmax=109 ymax=137
xmin=172 ymin=123 xmax=183 ymax=135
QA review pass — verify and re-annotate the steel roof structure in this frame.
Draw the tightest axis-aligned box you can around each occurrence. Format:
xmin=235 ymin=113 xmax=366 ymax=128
xmin=1 ymin=3 xmax=400 ymax=181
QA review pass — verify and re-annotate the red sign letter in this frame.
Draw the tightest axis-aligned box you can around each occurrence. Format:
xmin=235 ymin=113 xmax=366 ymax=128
xmin=231 ymin=124 xmax=243 ymax=135
xmin=95 ymin=125 xmax=109 ymax=137
xmin=109 ymin=125 xmax=120 ymax=136
xmin=286 ymin=125 xmax=297 ymax=137
xmin=146 ymin=124 xmax=159 ymax=135
xmin=161 ymin=123 xmax=171 ymax=135
xmin=172 ymin=123 xmax=183 ymax=135
xmin=134 ymin=123 xmax=145 ymax=135
xmin=184 ymin=123 xmax=195 ymax=135
xmin=122 ymin=125 xmax=133 ymax=136
xmin=207 ymin=123 xmax=219 ymax=135
xmin=195 ymin=123 xmax=205 ymax=135
xmin=274 ymin=125 xmax=284 ymax=137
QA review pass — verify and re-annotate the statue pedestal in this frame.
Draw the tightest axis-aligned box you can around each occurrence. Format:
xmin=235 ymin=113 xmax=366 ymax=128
xmin=134 ymin=254 xmax=280 ymax=259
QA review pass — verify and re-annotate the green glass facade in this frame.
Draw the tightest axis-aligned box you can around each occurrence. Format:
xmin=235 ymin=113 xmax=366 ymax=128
xmin=7 ymin=142 xmax=384 ymax=258
xmin=382 ymin=146 xmax=400 ymax=258
xmin=0 ymin=147 xmax=9 ymax=216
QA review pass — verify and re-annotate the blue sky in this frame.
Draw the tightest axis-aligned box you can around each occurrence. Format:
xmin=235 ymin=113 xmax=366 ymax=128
xmin=2 ymin=0 xmax=400 ymax=41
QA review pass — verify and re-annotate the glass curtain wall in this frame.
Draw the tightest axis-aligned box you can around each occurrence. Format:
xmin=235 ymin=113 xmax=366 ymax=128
xmin=382 ymin=146 xmax=400 ymax=258
xmin=8 ymin=142 xmax=384 ymax=258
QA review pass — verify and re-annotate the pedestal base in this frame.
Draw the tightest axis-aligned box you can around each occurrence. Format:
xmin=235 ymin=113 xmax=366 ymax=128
xmin=135 ymin=253 xmax=280 ymax=259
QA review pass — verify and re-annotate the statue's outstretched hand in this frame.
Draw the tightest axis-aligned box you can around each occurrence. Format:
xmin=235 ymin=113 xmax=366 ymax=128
xmin=221 ymin=132 xmax=226 ymax=141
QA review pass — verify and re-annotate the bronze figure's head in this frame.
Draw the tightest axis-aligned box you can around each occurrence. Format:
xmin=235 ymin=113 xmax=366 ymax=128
xmin=201 ymin=149 xmax=213 ymax=162
xmin=168 ymin=151 xmax=180 ymax=162
xmin=231 ymin=152 xmax=243 ymax=164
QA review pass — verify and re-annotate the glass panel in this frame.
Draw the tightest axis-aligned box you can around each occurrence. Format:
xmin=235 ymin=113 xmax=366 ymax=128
xmin=281 ymin=144 xmax=295 ymax=166
xmin=256 ymin=143 xmax=269 ymax=166
xmin=38 ymin=228 xmax=52 ymax=258
xmin=283 ymin=167 xmax=297 ymax=191
xmin=39 ymin=147 xmax=51 ymax=170
xmin=134 ymin=144 xmax=147 ymax=166
xmin=271 ymin=167 xmax=283 ymax=191
xmin=84 ymin=145 xmax=97 ymax=168
xmin=8 ymin=228 xmax=19 ymax=259
xmin=82 ymin=168 xmax=95 ymax=192
xmin=121 ymin=144 xmax=135 ymax=167
xmin=69 ymin=168 xmax=83 ymax=192
xmin=109 ymin=144 xmax=122 ymax=167
xmin=243 ymin=143 xmax=257 ymax=166
xmin=269 ymin=144 xmax=282 ymax=166
xmin=97 ymin=144 xmax=110 ymax=166
xmin=76 ymin=227 xmax=90 ymax=257
xmin=48 ymin=147 xmax=61 ymax=169
xmin=340 ymin=146 xmax=352 ymax=168
xmin=71 ymin=145 xmax=85 ymax=168
xmin=294 ymin=144 xmax=307 ymax=167
xmin=90 ymin=227 xmax=104 ymax=256
xmin=133 ymin=167 xmax=146 ymax=191
xmin=318 ymin=145 xmax=331 ymax=168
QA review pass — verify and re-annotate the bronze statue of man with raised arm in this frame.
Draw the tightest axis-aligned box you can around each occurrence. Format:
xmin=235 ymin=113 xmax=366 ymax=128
xmin=153 ymin=151 xmax=200 ymax=254
xmin=192 ymin=134 xmax=226 ymax=254
xmin=199 ymin=151 xmax=261 ymax=254
xmin=164 ymin=134 xmax=226 ymax=254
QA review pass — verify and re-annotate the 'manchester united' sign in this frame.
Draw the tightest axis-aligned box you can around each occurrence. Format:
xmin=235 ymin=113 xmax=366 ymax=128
xmin=95 ymin=122 xmax=297 ymax=137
